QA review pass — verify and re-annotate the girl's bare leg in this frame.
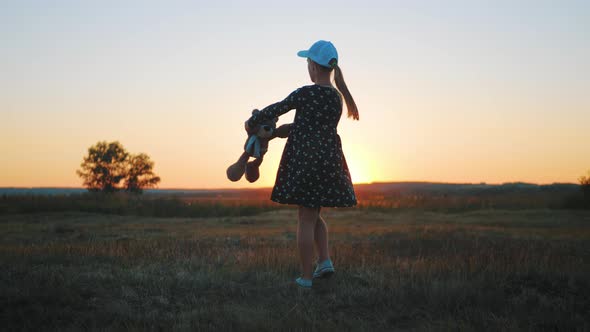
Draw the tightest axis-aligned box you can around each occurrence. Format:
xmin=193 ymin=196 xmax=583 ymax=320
xmin=314 ymin=214 xmax=330 ymax=263
xmin=297 ymin=206 xmax=320 ymax=280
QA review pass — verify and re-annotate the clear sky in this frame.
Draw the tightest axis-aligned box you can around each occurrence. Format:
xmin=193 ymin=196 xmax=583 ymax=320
xmin=1 ymin=0 xmax=589 ymax=188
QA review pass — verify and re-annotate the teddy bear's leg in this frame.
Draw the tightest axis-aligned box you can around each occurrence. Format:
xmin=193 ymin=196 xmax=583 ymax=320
xmin=226 ymin=152 xmax=250 ymax=182
xmin=245 ymin=157 xmax=263 ymax=183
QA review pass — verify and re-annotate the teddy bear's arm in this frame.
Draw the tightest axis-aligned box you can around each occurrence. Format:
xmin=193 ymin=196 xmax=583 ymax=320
xmin=271 ymin=123 xmax=292 ymax=139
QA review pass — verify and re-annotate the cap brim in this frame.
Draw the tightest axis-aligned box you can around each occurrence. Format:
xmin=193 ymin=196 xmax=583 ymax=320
xmin=297 ymin=50 xmax=309 ymax=58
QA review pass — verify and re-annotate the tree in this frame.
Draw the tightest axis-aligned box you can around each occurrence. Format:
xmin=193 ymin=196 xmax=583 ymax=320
xmin=580 ymin=170 xmax=590 ymax=198
xmin=77 ymin=141 xmax=128 ymax=193
xmin=77 ymin=141 xmax=161 ymax=193
xmin=124 ymin=153 xmax=161 ymax=193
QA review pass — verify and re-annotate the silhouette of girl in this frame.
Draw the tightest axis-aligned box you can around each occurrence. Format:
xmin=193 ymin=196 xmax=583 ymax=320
xmin=245 ymin=40 xmax=359 ymax=289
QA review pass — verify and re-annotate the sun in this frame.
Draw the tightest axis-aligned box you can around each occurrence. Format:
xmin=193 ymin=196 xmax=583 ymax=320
xmin=341 ymin=143 xmax=377 ymax=184
xmin=345 ymin=152 xmax=375 ymax=184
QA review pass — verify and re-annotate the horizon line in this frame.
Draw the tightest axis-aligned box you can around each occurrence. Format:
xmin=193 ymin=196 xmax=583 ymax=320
xmin=0 ymin=180 xmax=580 ymax=191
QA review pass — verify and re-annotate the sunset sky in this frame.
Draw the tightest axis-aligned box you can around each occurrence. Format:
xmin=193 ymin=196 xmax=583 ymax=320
xmin=2 ymin=0 xmax=589 ymax=189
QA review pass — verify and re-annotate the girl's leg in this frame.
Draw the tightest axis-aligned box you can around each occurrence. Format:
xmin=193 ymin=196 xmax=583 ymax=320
xmin=314 ymin=214 xmax=330 ymax=263
xmin=297 ymin=206 xmax=320 ymax=280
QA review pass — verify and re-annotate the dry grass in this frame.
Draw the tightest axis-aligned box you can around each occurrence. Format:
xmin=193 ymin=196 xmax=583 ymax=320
xmin=1 ymin=209 xmax=589 ymax=331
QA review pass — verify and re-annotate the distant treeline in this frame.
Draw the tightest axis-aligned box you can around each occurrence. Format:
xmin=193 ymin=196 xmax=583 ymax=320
xmin=354 ymin=182 xmax=589 ymax=211
xmin=0 ymin=193 xmax=284 ymax=218
xmin=354 ymin=181 xmax=580 ymax=195
xmin=0 ymin=182 xmax=581 ymax=197
xmin=0 ymin=182 xmax=587 ymax=217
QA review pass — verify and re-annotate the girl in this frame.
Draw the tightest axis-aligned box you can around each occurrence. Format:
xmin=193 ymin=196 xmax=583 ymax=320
xmin=245 ymin=40 xmax=359 ymax=289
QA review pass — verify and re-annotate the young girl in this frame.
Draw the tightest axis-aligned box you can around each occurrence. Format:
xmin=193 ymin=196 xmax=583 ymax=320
xmin=245 ymin=40 xmax=359 ymax=289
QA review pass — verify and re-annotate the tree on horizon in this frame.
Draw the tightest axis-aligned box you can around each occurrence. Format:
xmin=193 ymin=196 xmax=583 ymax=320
xmin=580 ymin=170 xmax=590 ymax=199
xmin=77 ymin=141 xmax=160 ymax=193
xmin=124 ymin=153 xmax=161 ymax=194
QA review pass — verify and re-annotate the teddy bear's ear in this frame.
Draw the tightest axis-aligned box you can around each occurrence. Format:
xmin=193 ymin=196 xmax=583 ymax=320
xmin=252 ymin=109 xmax=260 ymax=115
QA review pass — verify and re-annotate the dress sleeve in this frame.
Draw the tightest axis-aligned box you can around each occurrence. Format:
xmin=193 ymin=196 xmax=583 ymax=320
xmin=247 ymin=88 xmax=303 ymax=128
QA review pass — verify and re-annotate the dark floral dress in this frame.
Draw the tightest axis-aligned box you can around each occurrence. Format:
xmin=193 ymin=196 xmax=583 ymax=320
xmin=247 ymin=84 xmax=357 ymax=208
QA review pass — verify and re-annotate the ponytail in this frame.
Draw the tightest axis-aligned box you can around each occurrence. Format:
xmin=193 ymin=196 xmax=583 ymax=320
xmin=333 ymin=63 xmax=359 ymax=120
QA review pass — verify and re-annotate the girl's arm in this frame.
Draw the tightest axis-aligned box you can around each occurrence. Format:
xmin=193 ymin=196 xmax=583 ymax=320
xmin=246 ymin=88 xmax=303 ymax=129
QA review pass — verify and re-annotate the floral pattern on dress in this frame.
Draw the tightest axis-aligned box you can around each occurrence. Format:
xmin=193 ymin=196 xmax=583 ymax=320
xmin=247 ymin=84 xmax=357 ymax=208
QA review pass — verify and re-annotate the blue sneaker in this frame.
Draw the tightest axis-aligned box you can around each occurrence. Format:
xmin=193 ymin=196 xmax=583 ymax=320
xmin=313 ymin=259 xmax=335 ymax=279
xmin=295 ymin=277 xmax=312 ymax=289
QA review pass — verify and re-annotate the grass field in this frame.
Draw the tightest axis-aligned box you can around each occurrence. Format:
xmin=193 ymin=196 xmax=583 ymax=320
xmin=1 ymin=208 xmax=590 ymax=331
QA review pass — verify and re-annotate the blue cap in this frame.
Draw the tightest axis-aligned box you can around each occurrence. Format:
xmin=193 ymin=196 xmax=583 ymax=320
xmin=297 ymin=40 xmax=338 ymax=68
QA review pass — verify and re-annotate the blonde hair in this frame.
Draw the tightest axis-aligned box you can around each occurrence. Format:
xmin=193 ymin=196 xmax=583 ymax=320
xmin=314 ymin=59 xmax=360 ymax=120
xmin=332 ymin=62 xmax=359 ymax=120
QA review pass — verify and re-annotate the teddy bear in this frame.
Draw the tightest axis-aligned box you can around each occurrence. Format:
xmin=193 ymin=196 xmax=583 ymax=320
xmin=226 ymin=109 xmax=291 ymax=183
